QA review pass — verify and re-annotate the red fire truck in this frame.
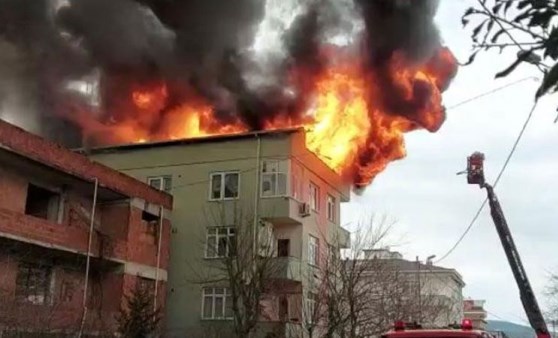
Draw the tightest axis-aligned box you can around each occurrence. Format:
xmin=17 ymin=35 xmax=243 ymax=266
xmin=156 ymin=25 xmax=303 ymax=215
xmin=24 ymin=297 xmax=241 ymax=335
xmin=382 ymin=320 xmax=492 ymax=338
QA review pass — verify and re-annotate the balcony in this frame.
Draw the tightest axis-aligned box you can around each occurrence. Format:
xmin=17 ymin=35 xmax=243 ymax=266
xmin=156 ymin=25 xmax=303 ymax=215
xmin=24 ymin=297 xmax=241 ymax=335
xmin=336 ymin=226 xmax=351 ymax=249
xmin=0 ymin=207 xmax=126 ymax=261
xmin=257 ymin=321 xmax=302 ymax=338
xmin=259 ymin=196 xmax=306 ymax=226
xmin=268 ymin=256 xmax=303 ymax=283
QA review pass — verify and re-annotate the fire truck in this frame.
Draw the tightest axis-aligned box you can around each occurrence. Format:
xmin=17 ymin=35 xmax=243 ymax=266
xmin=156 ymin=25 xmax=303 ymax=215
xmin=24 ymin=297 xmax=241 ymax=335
xmin=382 ymin=152 xmax=550 ymax=338
xmin=382 ymin=320 xmax=491 ymax=338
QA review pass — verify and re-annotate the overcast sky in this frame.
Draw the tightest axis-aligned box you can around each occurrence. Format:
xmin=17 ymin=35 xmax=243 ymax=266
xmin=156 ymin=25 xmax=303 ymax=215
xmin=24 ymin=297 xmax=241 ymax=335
xmin=343 ymin=0 xmax=558 ymax=325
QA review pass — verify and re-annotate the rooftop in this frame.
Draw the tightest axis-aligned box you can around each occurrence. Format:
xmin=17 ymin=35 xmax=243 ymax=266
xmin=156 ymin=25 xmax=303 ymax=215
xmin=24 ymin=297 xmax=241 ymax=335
xmin=0 ymin=119 xmax=172 ymax=209
xmin=80 ymin=127 xmax=303 ymax=154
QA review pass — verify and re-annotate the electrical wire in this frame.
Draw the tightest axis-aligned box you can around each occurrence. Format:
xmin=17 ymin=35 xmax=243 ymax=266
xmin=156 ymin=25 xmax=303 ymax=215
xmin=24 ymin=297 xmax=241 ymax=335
xmin=435 ymin=101 xmax=539 ymax=264
xmin=446 ymin=77 xmax=539 ymax=111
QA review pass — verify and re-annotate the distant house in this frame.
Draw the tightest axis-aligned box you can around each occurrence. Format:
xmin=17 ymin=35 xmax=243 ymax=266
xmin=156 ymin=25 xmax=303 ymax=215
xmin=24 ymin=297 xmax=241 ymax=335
xmin=464 ymin=299 xmax=488 ymax=330
xmin=357 ymin=248 xmax=465 ymax=328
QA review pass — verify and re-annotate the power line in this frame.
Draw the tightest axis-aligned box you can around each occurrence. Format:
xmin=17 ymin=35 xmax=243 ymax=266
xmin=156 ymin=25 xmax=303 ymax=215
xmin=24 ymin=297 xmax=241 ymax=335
xmin=446 ymin=77 xmax=539 ymax=111
xmin=435 ymin=101 xmax=539 ymax=264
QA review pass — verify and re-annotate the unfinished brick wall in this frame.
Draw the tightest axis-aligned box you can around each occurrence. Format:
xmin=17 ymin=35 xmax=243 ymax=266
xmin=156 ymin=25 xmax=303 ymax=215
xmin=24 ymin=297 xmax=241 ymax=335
xmin=0 ymin=119 xmax=172 ymax=209
xmin=0 ymin=167 xmax=27 ymax=214
xmin=0 ymin=120 xmax=172 ymax=334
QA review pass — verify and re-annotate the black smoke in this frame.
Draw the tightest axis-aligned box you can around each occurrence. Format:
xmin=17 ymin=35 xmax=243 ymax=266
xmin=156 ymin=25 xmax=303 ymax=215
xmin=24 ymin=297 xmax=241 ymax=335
xmin=0 ymin=0 xmax=450 ymax=150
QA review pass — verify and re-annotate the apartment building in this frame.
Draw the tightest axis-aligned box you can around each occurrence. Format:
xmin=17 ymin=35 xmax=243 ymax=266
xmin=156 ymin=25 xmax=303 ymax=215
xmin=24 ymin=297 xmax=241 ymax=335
xmin=87 ymin=128 xmax=351 ymax=337
xmin=0 ymin=120 xmax=172 ymax=335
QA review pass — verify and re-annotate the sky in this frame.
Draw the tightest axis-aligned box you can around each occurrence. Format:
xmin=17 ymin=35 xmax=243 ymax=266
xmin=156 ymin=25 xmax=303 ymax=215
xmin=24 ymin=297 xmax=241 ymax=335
xmin=343 ymin=0 xmax=558 ymax=326
xmin=0 ymin=0 xmax=554 ymax=328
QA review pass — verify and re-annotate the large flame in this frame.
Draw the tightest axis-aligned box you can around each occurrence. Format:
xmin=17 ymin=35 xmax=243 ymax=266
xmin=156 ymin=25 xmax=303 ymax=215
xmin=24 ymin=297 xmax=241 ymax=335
xmin=85 ymin=47 xmax=457 ymax=187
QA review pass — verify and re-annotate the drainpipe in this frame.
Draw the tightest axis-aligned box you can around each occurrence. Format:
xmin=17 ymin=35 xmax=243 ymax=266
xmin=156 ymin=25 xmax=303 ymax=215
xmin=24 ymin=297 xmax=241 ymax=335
xmin=78 ymin=177 xmax=98 ymax=338
xmin=153 ymin=206 xmax=164 ymax=312
xmin=253 ymin=134 xmax=261 ymax=258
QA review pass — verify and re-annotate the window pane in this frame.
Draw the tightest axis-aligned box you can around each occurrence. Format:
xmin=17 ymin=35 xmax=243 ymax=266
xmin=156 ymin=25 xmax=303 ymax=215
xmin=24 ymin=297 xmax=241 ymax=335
xmin=149 ymin=178 xmax=162 ymax=190
xmin=218 ymin=237 xmax=227 ymax=257
xmin=163 ymin=177 xmax=172 ymax=192
xmin=203 ymin=296 xmax=213 ymax=318
xmin=211 ymin=174 xmax=222 ymax=199
xmin=214 ymin=297 xmax=224 ymax=318
xmin=218 ymin=228 xmax=228 ymax=235
xmin=206 ymin=235 xmax=216 ymax=257
xmin=225 ymin=294 xmax=233 ymax=318
xmin=277 ymin=173 xmax=287 ymax=195
xmin=228 ymin=235 xmax=237 ymax=257
xmin=261 ymin=174 xmax=274 ymax=196
xmin=224 ymin=173 xmax=239 ymax=198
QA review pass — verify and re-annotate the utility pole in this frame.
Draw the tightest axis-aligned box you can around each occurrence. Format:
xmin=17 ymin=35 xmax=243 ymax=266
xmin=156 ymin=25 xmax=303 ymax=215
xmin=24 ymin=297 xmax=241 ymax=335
xmin=416 ymin=256 xmax=422 ymax=322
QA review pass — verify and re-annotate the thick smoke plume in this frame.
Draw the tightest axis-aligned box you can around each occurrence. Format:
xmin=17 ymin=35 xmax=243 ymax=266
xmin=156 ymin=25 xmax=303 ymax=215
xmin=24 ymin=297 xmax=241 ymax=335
xmin=0 ymin=0 xmax=456 ymax=186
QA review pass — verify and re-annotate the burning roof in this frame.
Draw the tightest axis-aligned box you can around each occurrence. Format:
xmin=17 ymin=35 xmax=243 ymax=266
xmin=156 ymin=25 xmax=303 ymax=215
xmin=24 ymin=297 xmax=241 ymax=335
xmin=0 ymin=0 xmax=457 ymax=189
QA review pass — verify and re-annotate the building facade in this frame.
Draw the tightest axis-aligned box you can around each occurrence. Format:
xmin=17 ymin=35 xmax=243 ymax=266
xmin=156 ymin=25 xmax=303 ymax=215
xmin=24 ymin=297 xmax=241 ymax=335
xmin=463 ymin=299 xmax=488 ymax=330
xmin=88 ymin=129 xmax=351 ymax=337
xmin=359 ymin=249 xmax=465 ymax=329
xmin=0 ymin=120 xmax=172 ymax=335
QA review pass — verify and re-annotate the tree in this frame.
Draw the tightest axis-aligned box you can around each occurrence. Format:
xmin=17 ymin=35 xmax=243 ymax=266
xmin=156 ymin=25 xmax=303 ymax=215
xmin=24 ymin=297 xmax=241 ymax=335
xmin=306 ymin=216 xmax=459 ymax=338
xmin=195 ymin=204 xmax=281 ymax=338
xmin=546 ymin=274 xmax=558 ymax=319
xmin=116 ymin=285 xmax=161 ymax=338
xmin=463 ymin=0 xmax=558 ymax=102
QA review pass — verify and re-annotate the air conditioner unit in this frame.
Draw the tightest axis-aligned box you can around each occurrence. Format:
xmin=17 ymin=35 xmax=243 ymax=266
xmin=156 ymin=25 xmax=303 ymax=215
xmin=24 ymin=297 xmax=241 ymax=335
xmin=299 ymin=202 xmax=311 ymax=217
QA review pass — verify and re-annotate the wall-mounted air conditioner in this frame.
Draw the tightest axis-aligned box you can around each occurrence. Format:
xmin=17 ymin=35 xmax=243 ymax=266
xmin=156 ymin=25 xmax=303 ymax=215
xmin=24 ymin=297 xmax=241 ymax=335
xmin=299 ymin=202 xmax=311 ymax=217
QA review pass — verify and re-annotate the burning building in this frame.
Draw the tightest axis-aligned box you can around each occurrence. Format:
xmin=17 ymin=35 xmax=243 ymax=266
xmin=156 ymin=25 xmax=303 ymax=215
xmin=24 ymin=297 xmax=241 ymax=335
xmin=87 ymin=127 xmax=351 ymax=337
xmin=0 ymin=0 xmax=457 ymax=189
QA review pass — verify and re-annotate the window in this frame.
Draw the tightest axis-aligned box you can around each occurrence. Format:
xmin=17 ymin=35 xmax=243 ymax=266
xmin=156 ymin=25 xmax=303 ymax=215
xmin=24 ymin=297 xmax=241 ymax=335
xmin=291 ymin=161 xmax=303 ymax=200
xmin=148 ymin=176 xmax=172 ymax=193
xmin=309 ymin=182 xmax=319 ymax=211
xmin=308 ymin=235 xmax=319 ymax=266
xmin=209 ymin=172 xmax=239 ymax=200
xmin=15 ymin=262 xmax=52 ymax=305
xmin=305 ymin=292 xmax=318 ymax=323
xmin=140 ymin=211 xmax=159 ymax=244
xmin=327 ymin=195 xmax=335 ymax=222
xmin=277 ymin=239 xmax=290 ymax=257
xmin=206 ymin=227 xmax=236 ymax=258
xmin=25 ymin=184 xmax=61 ymax=222
xmin=261 ymin=160 xmax=287 ymax=197
xmin=202 ymin=287 xmax=233 ymax=319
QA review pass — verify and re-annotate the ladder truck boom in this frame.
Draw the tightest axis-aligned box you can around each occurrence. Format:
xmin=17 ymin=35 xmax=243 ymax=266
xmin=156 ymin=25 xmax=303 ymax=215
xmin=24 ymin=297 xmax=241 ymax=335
xmin=465 ymin=152 xmax=550 ymax=338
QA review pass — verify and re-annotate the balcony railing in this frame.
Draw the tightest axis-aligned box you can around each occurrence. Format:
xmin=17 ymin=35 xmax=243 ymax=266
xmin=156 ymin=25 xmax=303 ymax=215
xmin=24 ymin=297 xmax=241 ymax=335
xmin=269 ymin=256 xmax=302 ymax=283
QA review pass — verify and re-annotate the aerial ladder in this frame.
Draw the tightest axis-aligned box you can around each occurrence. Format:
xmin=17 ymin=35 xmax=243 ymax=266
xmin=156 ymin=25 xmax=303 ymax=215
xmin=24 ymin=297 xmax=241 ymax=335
xmin=464 ymin=152 xmax=551 ymax=338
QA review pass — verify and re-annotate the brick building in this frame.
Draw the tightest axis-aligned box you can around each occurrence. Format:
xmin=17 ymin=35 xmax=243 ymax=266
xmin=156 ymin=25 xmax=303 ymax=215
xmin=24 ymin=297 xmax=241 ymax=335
xmin=0 ymin=120 xmax=173 ymax=335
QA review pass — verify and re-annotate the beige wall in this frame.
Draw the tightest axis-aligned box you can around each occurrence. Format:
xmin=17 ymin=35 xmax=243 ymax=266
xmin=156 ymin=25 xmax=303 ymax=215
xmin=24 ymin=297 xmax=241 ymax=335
xmin=90 ymin=131 xmax=350 ymax=336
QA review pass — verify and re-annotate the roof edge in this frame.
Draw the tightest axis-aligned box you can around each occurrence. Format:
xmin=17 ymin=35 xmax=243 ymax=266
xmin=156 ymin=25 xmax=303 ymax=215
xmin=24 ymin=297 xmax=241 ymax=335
xmin=0 ymin=119 xmax=173 ymax=209
xmin=78 ymin=127 xmax=304 ymax=154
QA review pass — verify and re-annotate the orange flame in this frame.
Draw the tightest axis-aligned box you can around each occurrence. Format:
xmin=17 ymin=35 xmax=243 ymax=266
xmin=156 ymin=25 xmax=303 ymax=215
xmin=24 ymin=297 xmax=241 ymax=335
xmin=90 ymin=47 xmax=456 ymax=186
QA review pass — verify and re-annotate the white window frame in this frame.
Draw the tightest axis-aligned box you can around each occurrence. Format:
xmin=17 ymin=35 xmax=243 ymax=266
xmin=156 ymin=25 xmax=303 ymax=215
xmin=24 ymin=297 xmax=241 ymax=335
xmin=305 ymin=292 xmax=318 ymax=324
xmin=308 ymin=235 xmax=319 ymax=266
xmin=291 ymin=161 xmax=303 ymax=201
xmin=327 ymin=194 xmax=335 ymax=222
xmin=147 ymin=176 xmax=172 ymax=193
xmin=201 ymin=287 xmax=233 ymax=320
xmin=261 ymin=160 xmax=288 ymax=198
xmin=205 ymin=227 xmax=236 ymax=258
xmin=309 ymin=182 xmax=320 ymax=211
xmin=209 ymin=172 xmax=240 ymax=201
